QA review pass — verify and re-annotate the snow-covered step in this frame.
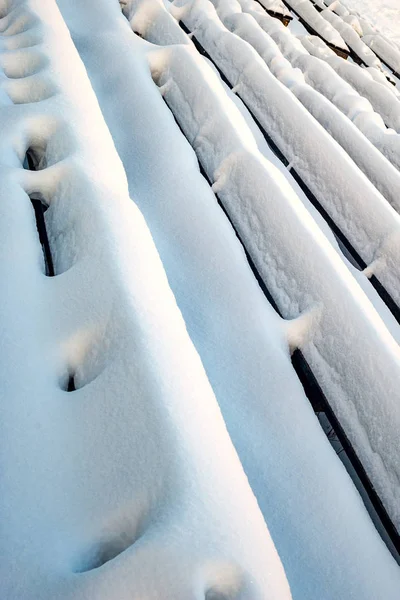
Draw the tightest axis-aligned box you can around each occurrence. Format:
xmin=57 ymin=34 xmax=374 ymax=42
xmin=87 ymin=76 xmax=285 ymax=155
xmin=175 ymin=1 xmax=400 ymax=313
xmin=254 ymin=0 xmax=293 ymax=26
xmin=363 ymin=34 xmax=400 ymax=78
xmin=280 ymin=0 xmax=350 ymax=56
xmin=147 ymin=36 xmax=400 ymax=540
xmin=237 ymin=3 xmax=400 ymax=151
xmin=298 ymin=35 xmax=400 ymax=167
xmin=215 ymin=8 xmax=400 ymax=214
xmin=320 ymin=8 xmax=382 ymax=68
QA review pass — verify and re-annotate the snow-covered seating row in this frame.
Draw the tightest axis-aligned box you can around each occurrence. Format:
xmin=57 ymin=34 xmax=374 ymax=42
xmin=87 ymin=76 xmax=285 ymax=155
xmin=0 ymin=0 xmax=297 ymax=598
xmin=148 ymin=28 xmax=400 ymax=540
xmin=254 ymin=0 xmax=292 ymax=26
xmin=323 ymin=0 xmax=347 ymax=16
xmin=121 ymin=0 xmax=190 ymax=44
xmin=363 ymin=34 xmax=400 ymax=78
xmin=234 ymin=3 xmax=400 ymax=172
xmin=311 ymin=54 xmax=400 ymax=135
xmin=239 ymin=3 xmax=400 ymax=141
xmin=324 ymin=56 xmax=400 ymax=128
xmin=343 ymin=12 xmax=364 ymax=35
xmin=320 ymin=8 xmax=381 ymax=68
xmin=174 ymin=0 xmax=400 ymax=307
xmin=299 ymin=35 xmax=400 ymax=167
xmin=279 ymin=0 xmax=349 ymax=55
xmin=126 ymin=0 xmax=400 ymax=538
xmin=301 ymin=32 xmax=399 ymax=93
xmin=210 ymin=5 xmax=400 ymax=223
xmin=238 ymin=0 xmax=311 ymax=58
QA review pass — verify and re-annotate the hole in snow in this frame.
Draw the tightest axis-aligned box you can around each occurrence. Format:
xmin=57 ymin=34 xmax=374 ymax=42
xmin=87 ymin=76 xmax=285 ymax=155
xmin=24 ymin=145 xmax=47 ymax=171
xmin=66 ymin=374 xmax=76 ymax=392
xmin=76 ymin=533 xmax=140 ymax=572
xmin=0 ymin=0 xmax=16 ymax=20
xmin=204 ymin=563 xmax=245 ymax=600
xmin=30 ymin=193 xmax=54 ymax=277
xmin=24 ymin=148 xmax=55 ymax=274
xmin=61 ymin=328 xmax=111 ymax=393
xmin=61 ymin=371 xmax=76 ymax=393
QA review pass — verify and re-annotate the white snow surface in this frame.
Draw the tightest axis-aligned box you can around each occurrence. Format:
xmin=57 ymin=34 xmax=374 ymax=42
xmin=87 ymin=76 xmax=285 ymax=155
xmin=320 ymin=7 xmax=381 ymax=68
xmin=233 ymin=0 xmax=400 ymax=206
xmin=235 ymin=3 xmax=400 ymax=201
xmin=281 ymin=0 xmax=348 ymax=49
xmin=253 ymin=0 xmax=290 ymax=17
xmin=342 ymin=0 xmax=400 ymax=49
xmin=325 ymin=0 xmax=349 ymax=17
xmin=297 ymin=34 xmax=400 ymax=168
xmin=2 ymin=0 xmax=400 ymax=598
xmin=363 ymin=33 xmax=400 ymax=74
xmin=0 ymin=0 xmax=294 ymax=598
xmin=177 ymin=0 xmax=400 ymax=298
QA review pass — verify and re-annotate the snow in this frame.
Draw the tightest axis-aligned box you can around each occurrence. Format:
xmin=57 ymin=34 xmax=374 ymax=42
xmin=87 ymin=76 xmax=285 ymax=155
xmin=343 ymin=13 xmax=363 ymax=36
xmin=0 ymin=0 xmax=294 ymax=598
xmin=170 ymin=0 xmax=400 ymax=525
xmin=282 ymin=0 xmax=348 ymax=50
xmin=123 ymin=0 xmax=190 ymax=45
xmin=320 ymin=8 xmax=382 ymax=68
xmin=300 ymin=31 xmax=336 ymax=56
xmin=325 ymin=0 xmax=349 ymax=17
xmin=235 ymin=5 xmax=400 ymax=201
xmin=363 ymin=34 xmax=400 ymax=75
xmin=253 ymin=0 xmax=291 ymax=18
xmin=3 ymin=0 xmax=400 ymax=597
xmin=220 ymin=5 xmax=400 ymax=221
xmin=341 ymin=0 xmax=400 ymax=49
xmin=324 ymin=57 xmax=400 ymax=129
xmin=296 ymin=37 xmax=400 ymax=169
xmin=180 ymin=0 xmax=400 ymax=282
